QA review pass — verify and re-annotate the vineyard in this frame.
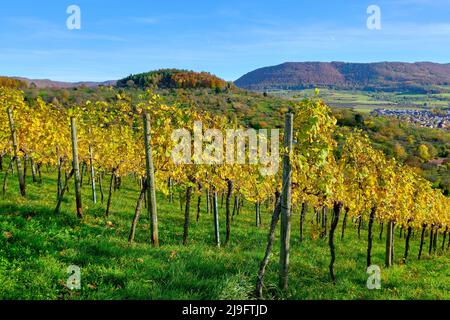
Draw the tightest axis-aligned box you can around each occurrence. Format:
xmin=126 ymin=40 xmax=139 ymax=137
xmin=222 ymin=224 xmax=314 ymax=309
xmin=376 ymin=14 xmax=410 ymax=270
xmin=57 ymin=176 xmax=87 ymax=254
xmin=0 ymin=87 xmax=449 ymax=299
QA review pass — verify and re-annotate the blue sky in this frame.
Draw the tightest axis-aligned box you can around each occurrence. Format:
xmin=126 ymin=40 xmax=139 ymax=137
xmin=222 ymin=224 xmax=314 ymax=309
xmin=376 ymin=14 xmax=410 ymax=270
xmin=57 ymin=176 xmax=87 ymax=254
xmin=0 ymin=0 xmax=449 ymax=82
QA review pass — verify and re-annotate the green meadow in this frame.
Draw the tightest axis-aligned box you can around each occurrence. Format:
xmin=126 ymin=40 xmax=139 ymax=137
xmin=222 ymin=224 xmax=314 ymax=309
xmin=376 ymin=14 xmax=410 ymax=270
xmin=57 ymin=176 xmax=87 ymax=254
xmin=1 ymin=158 xmax=449 ymax=300
xmin=271 ymin=88 xmax=450 ymax=113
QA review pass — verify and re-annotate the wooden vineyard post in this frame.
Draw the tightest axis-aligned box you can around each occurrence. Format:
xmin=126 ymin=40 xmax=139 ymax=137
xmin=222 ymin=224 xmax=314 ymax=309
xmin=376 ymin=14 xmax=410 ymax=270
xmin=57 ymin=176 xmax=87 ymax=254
xmin=300 ymin=203 xmax=307 ymax=242
xmin=56 ymin=145 xmax=62 ymax=200
xmin=385 ymin=221 xmax=394 ymax=267
xmin=30 ymin=158 xmax=37 ymax=183
xmin=206 ymin=188 xmax=210 ymax=214
xmin=70 ymin=117 xmax=83 ymax=219
xmin=89 ymin=144 xmax=97 ymax=204
xmin=279 ymin=113 xmax=294 ymax=292
xmin=367 ymin=206 xmax=377 ymax=267
xmin=99 ymin=173 xmax=104 ymax=203
xmin=255 ymin=202 xmax=261 ymax=227
xmin=7 ymin=108 xmax=26 ymax=197
xmin=213 ymin=189 xmax=220 ymax=247
xmin=105 ymin=169 xmax=115 ymax=216
xmin=143 ymin=113 xmax=159 ymax=247
xmin=225 ymin=179 xmax=232 ymax=244
xmin=183 ymin=185 xmax=193 ymax=245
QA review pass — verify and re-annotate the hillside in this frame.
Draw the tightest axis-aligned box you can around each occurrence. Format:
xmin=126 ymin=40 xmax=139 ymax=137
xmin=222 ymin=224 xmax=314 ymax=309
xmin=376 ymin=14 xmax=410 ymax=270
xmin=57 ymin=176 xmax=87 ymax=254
xmin=116 ymin=69 xmax=228 ymax=90
xmin=0 ymin=77 xmax=28 ymax=89
xmin=235 ymin=62 xmax=450 ymax=93
xmin=1 ymin=76 xmax=116 ymax=89
xmin=0 ymin=88 xmax=449 ymax=301
xmin=7 ymin=62 xmax=450 ymax=93
xmin=1 ymin=165 xmax=449 ymax=300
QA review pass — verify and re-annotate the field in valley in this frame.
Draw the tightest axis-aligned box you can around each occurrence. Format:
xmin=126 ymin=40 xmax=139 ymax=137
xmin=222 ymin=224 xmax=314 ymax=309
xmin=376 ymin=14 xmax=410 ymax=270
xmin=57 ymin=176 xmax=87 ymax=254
xmin=270 ymin=88 xmax=450 ymax=113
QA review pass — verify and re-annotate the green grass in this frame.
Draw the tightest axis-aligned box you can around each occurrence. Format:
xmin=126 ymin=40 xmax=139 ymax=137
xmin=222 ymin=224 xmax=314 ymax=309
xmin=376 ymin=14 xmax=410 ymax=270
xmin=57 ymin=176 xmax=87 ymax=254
xmin=0 ymin=164 xmax=449 ymax=300
xmin=270 ymin=89 xmax=450 ymax=112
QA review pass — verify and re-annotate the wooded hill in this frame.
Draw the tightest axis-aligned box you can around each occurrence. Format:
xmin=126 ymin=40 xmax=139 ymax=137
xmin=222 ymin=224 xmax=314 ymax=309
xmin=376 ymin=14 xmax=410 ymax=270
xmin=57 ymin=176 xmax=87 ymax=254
xmin=235 ymin=62 xmax=450 ymax=93
xmin=116 ymin=69 xmax=229 ymax=90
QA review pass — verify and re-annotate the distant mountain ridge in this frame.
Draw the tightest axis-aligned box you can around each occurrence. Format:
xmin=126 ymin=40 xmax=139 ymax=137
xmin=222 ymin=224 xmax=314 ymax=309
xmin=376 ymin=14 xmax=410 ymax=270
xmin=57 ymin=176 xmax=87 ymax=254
xmin=9 ymin=77 xmax=116 ymax=89
xmin=5 ymin=62 xmax=450 ymax=93
xmin=235 ymin=62 xmax=450 ymax=93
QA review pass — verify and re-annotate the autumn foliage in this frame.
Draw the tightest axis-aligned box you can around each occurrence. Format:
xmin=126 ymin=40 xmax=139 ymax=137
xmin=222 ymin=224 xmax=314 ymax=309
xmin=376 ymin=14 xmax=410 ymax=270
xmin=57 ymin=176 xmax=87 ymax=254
xmin=117 ymin=69 xmax=228 ymax=90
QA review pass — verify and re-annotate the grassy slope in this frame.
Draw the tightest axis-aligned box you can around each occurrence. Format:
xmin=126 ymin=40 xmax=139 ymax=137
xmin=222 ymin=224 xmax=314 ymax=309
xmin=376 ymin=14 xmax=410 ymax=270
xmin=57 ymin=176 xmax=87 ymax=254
xmin=0 ymin=161 xmax=449 ymax=300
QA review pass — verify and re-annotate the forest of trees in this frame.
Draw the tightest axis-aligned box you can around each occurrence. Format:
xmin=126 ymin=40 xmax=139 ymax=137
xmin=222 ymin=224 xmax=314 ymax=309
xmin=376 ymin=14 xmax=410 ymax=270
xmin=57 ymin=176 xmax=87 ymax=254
xmin=116 ymin=69 xmax=229 ymax=91
xmin=0 ymin=77 xmax=27 ymax=89
xmin=235 ymin=62 xmax=450 ymax=93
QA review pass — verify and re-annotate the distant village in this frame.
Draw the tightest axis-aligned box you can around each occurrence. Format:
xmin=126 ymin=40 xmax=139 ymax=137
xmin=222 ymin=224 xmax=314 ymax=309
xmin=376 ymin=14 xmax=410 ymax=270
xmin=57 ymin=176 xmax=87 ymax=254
xmin=372 ymin=108 xmax=450 ymax=130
